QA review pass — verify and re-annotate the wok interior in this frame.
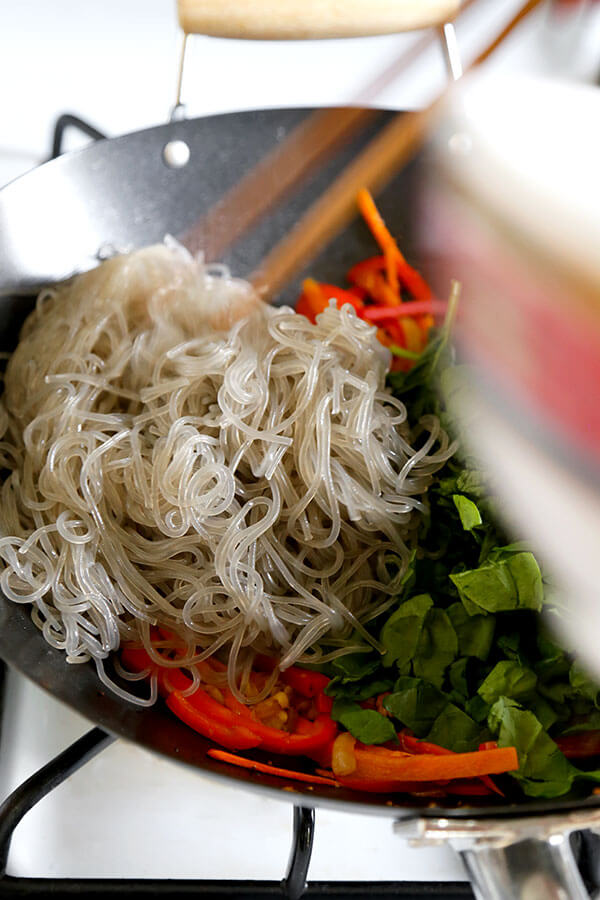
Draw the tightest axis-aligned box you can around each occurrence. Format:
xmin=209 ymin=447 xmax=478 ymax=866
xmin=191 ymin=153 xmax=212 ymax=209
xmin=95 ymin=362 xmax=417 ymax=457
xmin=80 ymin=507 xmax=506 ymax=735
xmin=1 ymin=108 xmax=600 ymax=820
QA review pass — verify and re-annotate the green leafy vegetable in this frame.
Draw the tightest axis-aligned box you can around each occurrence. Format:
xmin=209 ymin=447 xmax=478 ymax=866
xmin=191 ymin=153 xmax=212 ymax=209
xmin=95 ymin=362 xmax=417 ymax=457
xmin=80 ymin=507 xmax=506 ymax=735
xmin=448 ymin=658 xmax=470 ymax=699
xmin=331 ymin=700 xmax=397 ymax=745
xmin=447 ymin=602 xmax=495 ymax=661
xmin=452 ymin=494 xmax=482 ymax=531
xmin=326 ymin=678 xmax=393 ymax=702
xmin=318 ymin=317 xmax=600 ymax=801
xmin=380 ymin=594 xmax=433 ymax=668
xmin=384 ymin=676 xmax=448 ymax=737
xmin=413 ymin=608 xmax=458 ymax=688
xmin=331 ymin=653 xmax=380 ymax=683
xmin=478 ymin=661 xmax=537 ymax=706
xmin=450 ymin=552 xmax=543 ymax=616
xmin=427 ymin=703 xmax=482 ymax=753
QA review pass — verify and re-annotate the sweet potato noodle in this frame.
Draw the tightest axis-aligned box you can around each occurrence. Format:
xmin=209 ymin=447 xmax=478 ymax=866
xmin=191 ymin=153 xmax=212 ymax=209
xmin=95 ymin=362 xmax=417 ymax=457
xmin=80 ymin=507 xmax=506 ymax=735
xmin=0 ymin=244 xmax=456 ymax=704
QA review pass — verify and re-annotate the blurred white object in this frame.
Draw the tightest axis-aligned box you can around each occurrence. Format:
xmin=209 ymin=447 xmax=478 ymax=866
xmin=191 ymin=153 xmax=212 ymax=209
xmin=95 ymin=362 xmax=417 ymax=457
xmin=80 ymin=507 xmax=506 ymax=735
xmin=421 ymin=73 xmax=600 ymax=674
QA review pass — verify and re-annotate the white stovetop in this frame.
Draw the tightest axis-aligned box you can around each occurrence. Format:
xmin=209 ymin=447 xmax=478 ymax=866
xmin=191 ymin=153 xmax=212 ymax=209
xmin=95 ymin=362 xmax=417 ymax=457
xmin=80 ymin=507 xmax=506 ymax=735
xmin=1 ymin=0 xmax=599 ymax=883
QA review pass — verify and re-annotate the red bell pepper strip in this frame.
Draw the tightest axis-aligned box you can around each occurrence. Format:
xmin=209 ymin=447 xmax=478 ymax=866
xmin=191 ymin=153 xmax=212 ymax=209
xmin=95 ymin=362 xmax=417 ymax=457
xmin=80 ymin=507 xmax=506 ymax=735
xmin=479 ymin=741 xmax=499 ymax=752
xmin=296 ymin=279 xmax=364 ymax=324
xmin=350 ymin=267 xmax=400 ymax=307
xmin=320 ymin=771 xmax=494 ymax=796
xmin=347 ymin=255 xmax=387 ymax=284
xmin=317 ymin=283 xmax=365 ymax=313
xmin=207 ymin=749 xmax=339 ymax=786
xmin=217 ymin=688 xmax=338 ymax=756
xmin=362 ymin=301 xmax=446 ymax=322
xmin=556 ymin=731 xmax=600 ymax=759
xmin=318 ymin=771 xmax=448 ymax=794
xmin=280 ymin=667 xmax=333 ymax=713
xmin=121 ymin=645 xmax=338 ymax=757
xmin=167 ymin=691 xmax=262 ymax=751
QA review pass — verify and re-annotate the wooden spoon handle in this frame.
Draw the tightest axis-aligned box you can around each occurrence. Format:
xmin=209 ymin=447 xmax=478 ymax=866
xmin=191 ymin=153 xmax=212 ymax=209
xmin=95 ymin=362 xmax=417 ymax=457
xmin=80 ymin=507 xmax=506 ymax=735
xmin=177 ymin=0 xmax=461 ymax=39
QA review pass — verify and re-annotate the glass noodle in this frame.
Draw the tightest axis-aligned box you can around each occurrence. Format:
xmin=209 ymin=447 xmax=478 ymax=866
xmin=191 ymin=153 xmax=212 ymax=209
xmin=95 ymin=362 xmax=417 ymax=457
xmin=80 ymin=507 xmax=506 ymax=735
xmin=0 ymin=243 xmax=455 ymax=704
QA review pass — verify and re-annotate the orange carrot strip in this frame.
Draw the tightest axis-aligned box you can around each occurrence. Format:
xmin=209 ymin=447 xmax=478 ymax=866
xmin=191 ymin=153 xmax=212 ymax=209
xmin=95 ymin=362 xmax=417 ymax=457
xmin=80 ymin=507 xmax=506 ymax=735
xmin=357 ymin=188 xmax=405 ymax=262
xmin=353 ymin=745 xmax=518 ymax=781
xmin=398 ymin=733 xmax=504 ymax=797
xmin=357 ymin=188 xmax=432 ymax=302
xmin=207 ymin=749 xmax=339 ymax=786
xmin=384 ymin=243 xmax=400 ymax=296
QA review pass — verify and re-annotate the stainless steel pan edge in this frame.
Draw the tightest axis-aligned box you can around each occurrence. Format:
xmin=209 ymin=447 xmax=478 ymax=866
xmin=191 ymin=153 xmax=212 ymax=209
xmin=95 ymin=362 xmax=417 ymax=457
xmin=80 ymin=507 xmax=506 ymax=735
xmin=2 ymin=107 xmax=600 ymax=898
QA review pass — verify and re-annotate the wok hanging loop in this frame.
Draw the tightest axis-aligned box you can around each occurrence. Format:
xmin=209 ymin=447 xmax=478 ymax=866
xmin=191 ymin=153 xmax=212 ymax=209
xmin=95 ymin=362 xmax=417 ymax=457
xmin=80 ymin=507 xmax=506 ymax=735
xmin=396 ymin=810 xmax=600 ymax=900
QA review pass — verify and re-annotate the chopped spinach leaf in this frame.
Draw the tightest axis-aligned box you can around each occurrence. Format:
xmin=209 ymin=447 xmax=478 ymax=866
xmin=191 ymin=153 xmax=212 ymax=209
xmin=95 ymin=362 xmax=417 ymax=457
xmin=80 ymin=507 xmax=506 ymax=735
xmin=331 ymin=700 xmax=397 ymax=745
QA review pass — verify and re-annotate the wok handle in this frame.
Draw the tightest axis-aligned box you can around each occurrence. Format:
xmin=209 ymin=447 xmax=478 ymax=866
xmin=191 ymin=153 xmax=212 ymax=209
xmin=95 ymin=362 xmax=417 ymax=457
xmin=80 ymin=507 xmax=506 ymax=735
xmin=176 ymin=0 xmax=461 ymax=40
xmin=459 ymin=834 xmax=590 ymax=900
xmin=396 ymin=812 xmax=600 ymax=900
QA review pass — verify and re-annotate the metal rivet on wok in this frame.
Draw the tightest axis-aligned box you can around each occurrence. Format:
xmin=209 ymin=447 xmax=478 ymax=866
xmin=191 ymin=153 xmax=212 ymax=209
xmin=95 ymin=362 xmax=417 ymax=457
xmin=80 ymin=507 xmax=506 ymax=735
xmin=163 ymin=139 xmax=190 ymax=168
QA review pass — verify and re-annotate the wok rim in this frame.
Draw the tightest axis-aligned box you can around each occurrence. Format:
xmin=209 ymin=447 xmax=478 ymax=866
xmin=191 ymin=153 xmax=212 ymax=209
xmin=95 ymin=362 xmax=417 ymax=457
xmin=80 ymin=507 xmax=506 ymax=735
xmin=2 ymin=106 xmax=600 ymax=824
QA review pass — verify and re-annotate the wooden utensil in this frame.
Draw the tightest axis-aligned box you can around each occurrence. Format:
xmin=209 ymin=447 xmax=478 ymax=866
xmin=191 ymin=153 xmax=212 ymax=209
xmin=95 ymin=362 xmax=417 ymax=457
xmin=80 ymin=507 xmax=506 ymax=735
xmin=177 ymin=0 xmax=461 ymax=40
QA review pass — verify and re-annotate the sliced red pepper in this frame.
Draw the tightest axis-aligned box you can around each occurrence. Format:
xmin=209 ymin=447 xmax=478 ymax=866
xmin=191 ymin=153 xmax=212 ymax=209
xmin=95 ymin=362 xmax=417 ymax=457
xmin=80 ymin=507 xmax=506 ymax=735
xmin=347 ymin=255 xmax=387 ymax=284
xmin=398 ymin=732 xmax=451 ymax=755
xmin=218 ymin=688 xmax=338 ymax=756
xmin=280 ymin=667 xmax=333 ymax=713
xmin=323 ymin=772 xmax=494 ymax=796
xmin=322 ymin=772 xmax=448 ymax=794
xmin=362 ymin=300 xmax=446 ymax=322
xmin=556 ymin=731 xmax=600 ymax=759
xmin=123 ymin=645 xmax=339 ymax=758
xmin=167 ymin=691 xmax=262 ymax=751
xmin=350 ymin=268 xmax=399 ymax=307
xmin=317 ymin=284 xmax=365 ymax=314
xmin=296 ymin=279 xmax=364 ymax=324
xmin=348 ymin=254 xmax=431 ymax=303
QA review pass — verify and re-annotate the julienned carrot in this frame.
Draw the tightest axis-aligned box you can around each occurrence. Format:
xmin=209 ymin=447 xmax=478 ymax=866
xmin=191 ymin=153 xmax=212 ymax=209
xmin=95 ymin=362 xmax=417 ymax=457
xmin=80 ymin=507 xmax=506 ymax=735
xmin=207 ymin=748 xmax=339 ymax=787
xmin=352 ymin=745 xmax=518 ymax=782
xmin=167 ymin=691 xmax=263 ymax=751
xmin=357 ymin=188 xmax=406 ymax=263
xmin=357 ymin=188 xmax=432 ymax=302
xmin=384 ymin=244 xmax=400 ymax=296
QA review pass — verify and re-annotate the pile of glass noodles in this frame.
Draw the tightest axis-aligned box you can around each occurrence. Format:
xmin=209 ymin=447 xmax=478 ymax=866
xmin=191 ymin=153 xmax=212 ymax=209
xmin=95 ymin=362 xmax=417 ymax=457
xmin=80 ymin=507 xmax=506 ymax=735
xmin=0 ymin=243 xmax=455 ymax=704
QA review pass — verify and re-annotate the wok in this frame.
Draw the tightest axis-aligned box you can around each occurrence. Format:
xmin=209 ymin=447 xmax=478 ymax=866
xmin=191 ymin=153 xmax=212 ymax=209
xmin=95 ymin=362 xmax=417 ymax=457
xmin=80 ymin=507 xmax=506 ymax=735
xmin=0 ymin=110 xmax=600 ymax=896
xmin=2 ymin=104 xmax=600 ymax=898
